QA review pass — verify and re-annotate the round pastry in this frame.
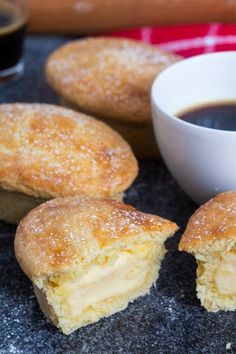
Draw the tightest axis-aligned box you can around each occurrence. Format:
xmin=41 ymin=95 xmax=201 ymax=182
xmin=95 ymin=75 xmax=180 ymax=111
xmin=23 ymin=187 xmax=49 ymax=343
xmin=15 ymin=196 xmax=178 ymax=334
xmin=179 ymin=191 xmax=236 ymax=312
xmin=0 ymin=103 xmax=137 ymax=223
xmin=46 ymin=37 xmax=182 ymax=158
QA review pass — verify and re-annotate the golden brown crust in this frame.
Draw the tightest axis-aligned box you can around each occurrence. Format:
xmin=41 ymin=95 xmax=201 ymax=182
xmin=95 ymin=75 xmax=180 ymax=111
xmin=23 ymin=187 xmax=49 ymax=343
xmin=61 ymin=98 xmax=160 ymax=159
xmin=179 ymin=191 xmax=236 ymax=253
xmin=14 ymin=196 xmax=178 ymax=279
xmin=0 ymin=103 xmax=137 ymax=199
xmin=46 ymin=37 xmax=181 ymax=123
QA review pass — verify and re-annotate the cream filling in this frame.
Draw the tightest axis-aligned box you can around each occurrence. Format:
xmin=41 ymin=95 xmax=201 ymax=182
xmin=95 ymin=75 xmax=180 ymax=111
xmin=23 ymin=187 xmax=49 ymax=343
xmin=215 ymin=252 xmax=236 ymax=295
xmin=61 ymin=251 xmax=149 ymax=317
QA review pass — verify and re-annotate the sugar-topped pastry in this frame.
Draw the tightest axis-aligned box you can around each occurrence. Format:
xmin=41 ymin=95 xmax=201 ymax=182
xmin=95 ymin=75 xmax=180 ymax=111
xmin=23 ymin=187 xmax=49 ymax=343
xmin=46 ymin=37 xmax=181 ymax=158
xmin=0 ymin=103 xmax=137 ymax=223
xmin=15 ymin=196 xmax=178 ymax=334
xmin=179 ymin=191 xmax=236 ymax=312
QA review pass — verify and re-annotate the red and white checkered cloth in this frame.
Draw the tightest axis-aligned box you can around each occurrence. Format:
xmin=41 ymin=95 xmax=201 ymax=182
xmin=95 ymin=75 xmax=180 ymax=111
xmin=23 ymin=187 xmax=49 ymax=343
xmin=108 ymin=23 xmax=236 ymax=57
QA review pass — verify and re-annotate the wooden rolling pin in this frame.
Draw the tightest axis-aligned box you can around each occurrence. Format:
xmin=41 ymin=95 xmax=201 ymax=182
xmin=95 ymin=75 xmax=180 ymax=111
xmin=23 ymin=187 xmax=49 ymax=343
xmin=28 ymin=0 xmax=236 ymax=34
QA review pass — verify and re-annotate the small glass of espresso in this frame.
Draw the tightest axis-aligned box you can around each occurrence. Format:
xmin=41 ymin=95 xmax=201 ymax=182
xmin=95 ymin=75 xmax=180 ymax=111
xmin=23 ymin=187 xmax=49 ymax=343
xmin=0 ymin=0 xmax=27 ymax=83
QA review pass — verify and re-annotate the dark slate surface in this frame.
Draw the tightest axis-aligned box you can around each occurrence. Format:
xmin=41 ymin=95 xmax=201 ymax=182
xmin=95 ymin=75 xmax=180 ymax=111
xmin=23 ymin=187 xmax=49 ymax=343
xmin=0 ymin=36 xmax=235 ymax=354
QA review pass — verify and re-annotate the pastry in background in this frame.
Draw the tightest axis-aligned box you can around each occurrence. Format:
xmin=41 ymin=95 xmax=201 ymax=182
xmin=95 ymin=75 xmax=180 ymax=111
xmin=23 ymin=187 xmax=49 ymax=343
xmin=15 ymin=196 xmax=178 ymax=334
xmin=0 ymin=103 xmax=137 ymax=223
xmin=46 ymin=37 xmax=181 ymax=158
xmin=179 ymin=191 xmax=236 ymax=312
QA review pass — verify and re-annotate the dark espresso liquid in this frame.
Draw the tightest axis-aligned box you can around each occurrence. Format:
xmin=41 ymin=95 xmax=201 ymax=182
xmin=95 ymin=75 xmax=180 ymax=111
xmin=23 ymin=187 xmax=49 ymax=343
xmin=177 ymin=102 xmax=236 ymax=131
xmin=0 ymin=0 xmax=26 ymax=71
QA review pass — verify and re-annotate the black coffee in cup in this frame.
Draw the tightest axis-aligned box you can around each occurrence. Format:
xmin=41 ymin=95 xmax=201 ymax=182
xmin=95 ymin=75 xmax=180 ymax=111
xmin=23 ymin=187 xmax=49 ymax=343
xmin=177 ymin=102 xmax=236 ymax=131
xmin=0 ymin=0 xmax=27 ymax=73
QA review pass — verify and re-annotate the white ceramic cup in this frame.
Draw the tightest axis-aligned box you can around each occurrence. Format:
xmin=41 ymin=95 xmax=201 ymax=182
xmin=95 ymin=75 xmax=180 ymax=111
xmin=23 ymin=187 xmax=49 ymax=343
xmin=151 ymin=51 xmax=236 ymax=204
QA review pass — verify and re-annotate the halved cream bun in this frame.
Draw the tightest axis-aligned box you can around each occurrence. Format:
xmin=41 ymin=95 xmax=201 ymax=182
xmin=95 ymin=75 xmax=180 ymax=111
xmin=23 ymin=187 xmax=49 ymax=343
xmin=179 ymin=191 xmax=236 ymax=312
xmin=15 ymin=196 xmax=178 ymax=334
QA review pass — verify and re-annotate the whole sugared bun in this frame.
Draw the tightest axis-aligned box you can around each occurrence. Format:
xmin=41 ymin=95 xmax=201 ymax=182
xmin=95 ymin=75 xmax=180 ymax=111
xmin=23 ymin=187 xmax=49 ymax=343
xmin=0 ymin=103 xmax=137 ymax=223
xmin=46 ymin=38 xmax=181 ymax=158
xmin=46 ymin=37 xmax=181 ymax=124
